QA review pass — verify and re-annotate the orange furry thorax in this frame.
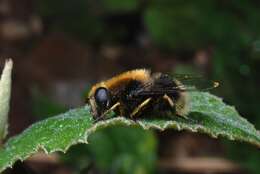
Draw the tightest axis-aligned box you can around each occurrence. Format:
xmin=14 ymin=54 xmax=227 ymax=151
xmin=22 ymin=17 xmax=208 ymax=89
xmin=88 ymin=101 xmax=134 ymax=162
xmin=88 ymin=69 xmax=151 ymax=97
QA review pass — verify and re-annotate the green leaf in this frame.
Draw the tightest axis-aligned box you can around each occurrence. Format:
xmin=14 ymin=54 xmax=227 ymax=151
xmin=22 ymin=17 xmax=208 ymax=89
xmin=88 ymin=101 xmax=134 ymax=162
xmin=0 ymin=92 xmax=259 ymax=172
xmin=0 ymin=59 xmax=12 ymax=140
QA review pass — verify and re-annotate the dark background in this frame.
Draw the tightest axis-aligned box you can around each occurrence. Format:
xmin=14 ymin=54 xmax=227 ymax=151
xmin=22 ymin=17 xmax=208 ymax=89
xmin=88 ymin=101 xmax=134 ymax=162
xmin=1 ymin=0 xmax=260 ymax=174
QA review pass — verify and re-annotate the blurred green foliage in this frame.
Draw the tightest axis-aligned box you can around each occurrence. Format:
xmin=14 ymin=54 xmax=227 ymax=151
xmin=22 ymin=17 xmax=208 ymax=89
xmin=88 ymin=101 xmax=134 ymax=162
xmin=62 ymin=127 xmax=156 ymax=174
xmin=87 ymin=127 xmax=156 ymax=173
xmin=102 ymin=0 xmax=139 ymax=12
xmin=36 ymin=0 xmax=105 ymax=42
xmin=35 ymin=0 xmax=260 ymax=173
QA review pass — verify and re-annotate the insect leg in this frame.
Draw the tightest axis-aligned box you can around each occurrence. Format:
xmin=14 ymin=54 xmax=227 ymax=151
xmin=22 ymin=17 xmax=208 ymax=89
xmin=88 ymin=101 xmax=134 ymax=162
xmin=163 ymin=94 xmax=188 ymax=119
xmin=95 ymin=102 xmax=121 ymax=122
xmin=130 ymin=98 xmax=152 ymax=118
xmin=163 ymin=94 xmax=174 ymax=108
xmin=102 ymin=102 xmax=120 ymax=116
xmin=175 ymin=92 xmax=189 ymax=119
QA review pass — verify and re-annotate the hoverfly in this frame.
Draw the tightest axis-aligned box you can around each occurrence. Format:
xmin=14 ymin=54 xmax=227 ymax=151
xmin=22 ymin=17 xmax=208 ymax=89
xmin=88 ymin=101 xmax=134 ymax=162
xmin=87 ymin=69 xmax=218 ymax=121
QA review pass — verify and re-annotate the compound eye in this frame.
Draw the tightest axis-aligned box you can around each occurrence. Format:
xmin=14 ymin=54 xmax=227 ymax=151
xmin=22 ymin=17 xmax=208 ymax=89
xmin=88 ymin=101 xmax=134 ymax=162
xmin=94 ymin=87 xmax=110 ymax=109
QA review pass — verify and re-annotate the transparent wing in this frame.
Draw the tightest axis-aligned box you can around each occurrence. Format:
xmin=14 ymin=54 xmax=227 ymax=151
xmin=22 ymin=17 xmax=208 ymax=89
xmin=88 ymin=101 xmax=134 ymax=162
xmin=172 ymin=74 xmax=219 ymax=91
xmin=130 ymin=74 xmax=219 ymax=97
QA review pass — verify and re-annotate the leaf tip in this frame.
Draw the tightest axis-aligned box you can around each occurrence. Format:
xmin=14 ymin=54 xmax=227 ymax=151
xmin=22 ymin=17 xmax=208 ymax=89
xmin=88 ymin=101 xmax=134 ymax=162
xmin=0 ymin=58 xmax=13 ymax=141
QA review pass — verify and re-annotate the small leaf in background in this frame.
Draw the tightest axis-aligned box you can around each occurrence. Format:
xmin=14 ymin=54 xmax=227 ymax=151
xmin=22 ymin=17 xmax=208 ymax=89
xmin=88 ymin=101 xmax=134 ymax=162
xmin=0 ymin=92 xmax=259 ymax=172
xmin=0 ymin=59 xmax=13 ymax=141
